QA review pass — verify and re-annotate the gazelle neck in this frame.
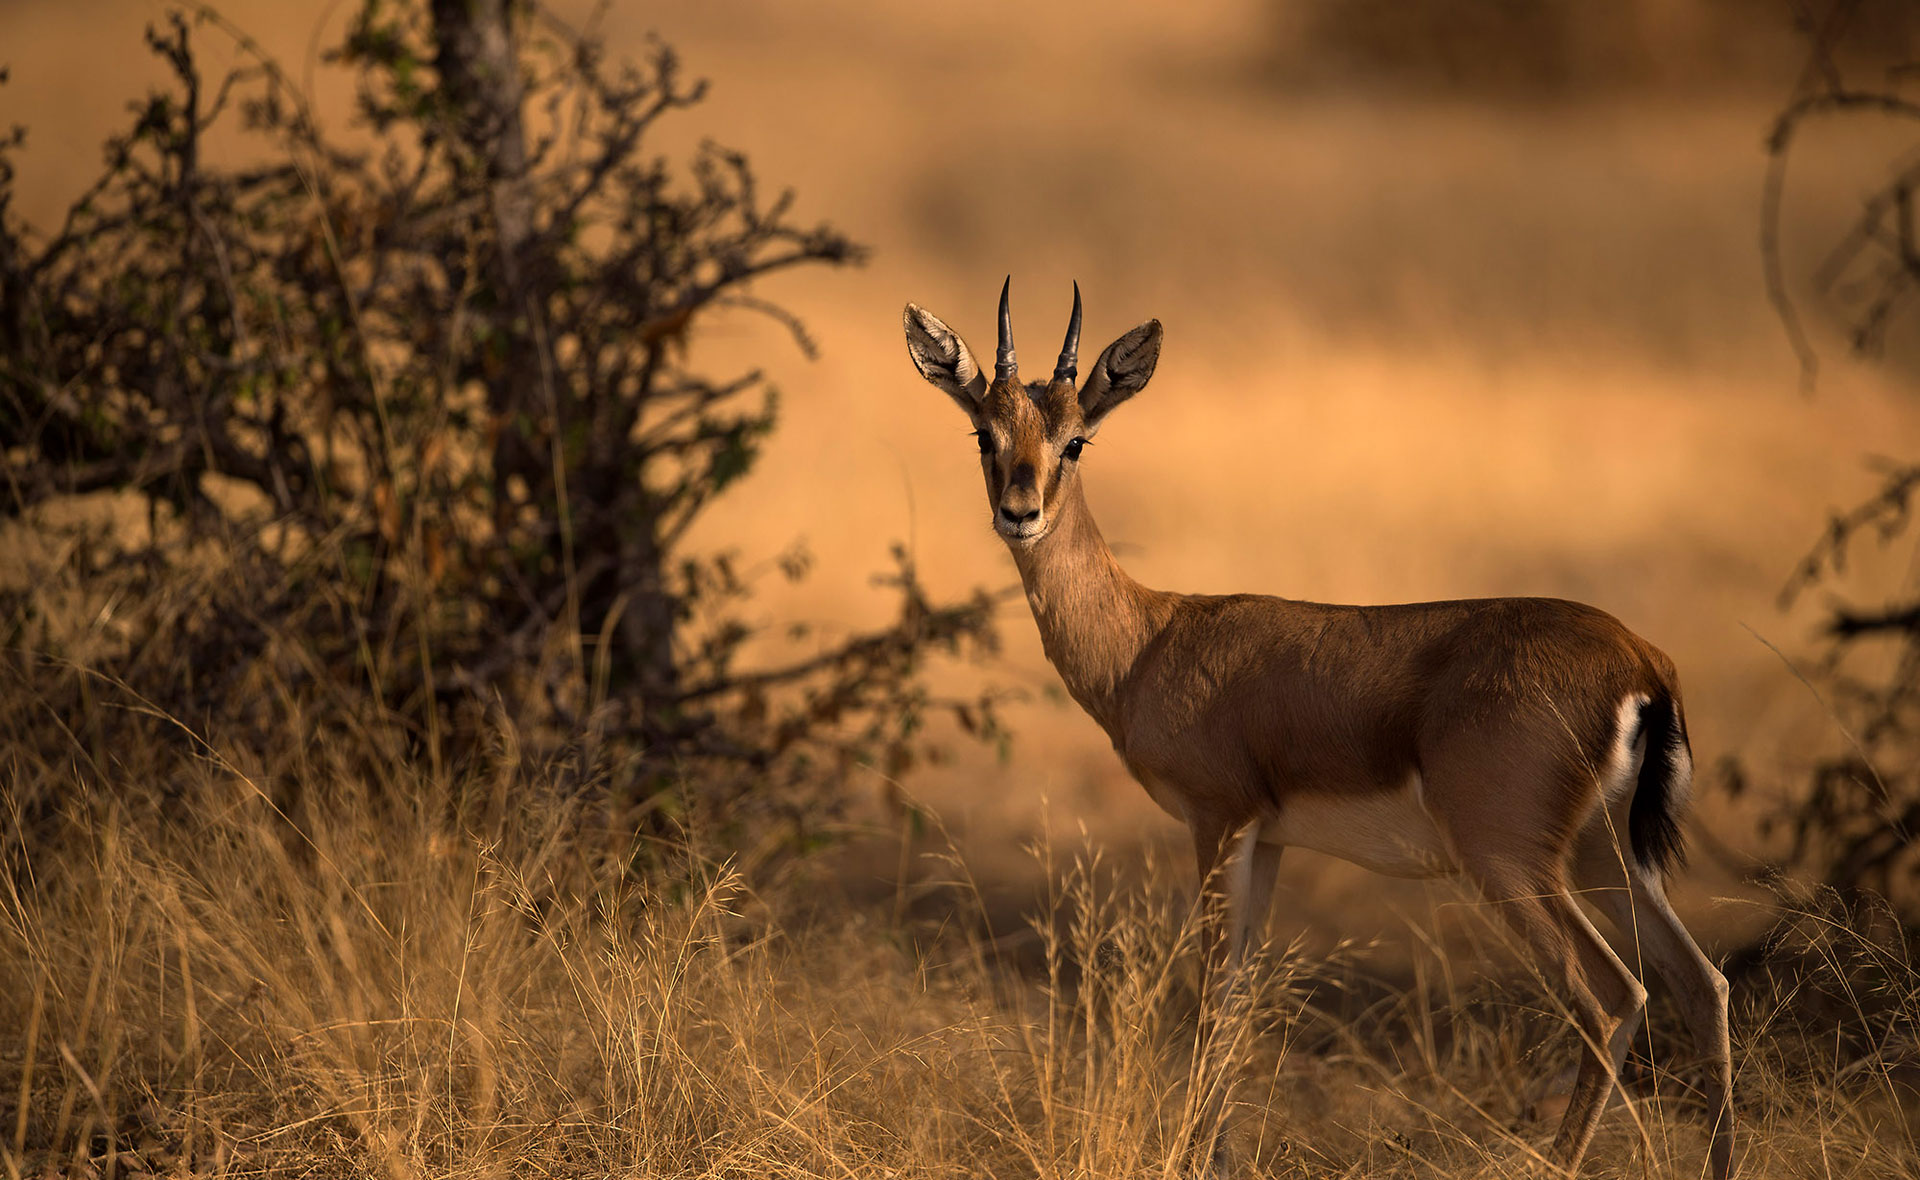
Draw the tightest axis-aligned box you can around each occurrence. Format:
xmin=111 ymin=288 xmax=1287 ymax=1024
xmin=1007 ymin=479 xmax=1174 ymax=734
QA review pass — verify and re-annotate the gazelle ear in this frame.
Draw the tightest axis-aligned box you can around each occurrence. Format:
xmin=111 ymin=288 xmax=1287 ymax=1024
xmin=904 ymin=304 xmax=988 ymax=415
xmin=1078 ymin=320 xmax=1162 ymax=433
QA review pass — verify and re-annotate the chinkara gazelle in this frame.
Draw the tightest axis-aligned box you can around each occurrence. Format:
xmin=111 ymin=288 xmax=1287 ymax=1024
xmin=902 ymin=281 xmax=1734 ymax=1177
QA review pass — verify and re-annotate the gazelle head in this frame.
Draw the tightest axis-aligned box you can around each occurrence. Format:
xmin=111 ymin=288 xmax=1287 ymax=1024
xmin=904 ymin=279 xmax=1162 ymax=545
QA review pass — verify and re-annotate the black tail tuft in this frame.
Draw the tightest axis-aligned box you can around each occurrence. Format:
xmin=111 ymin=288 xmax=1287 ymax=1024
xmin=1629 ymin=693 xmax=1689 ymax=877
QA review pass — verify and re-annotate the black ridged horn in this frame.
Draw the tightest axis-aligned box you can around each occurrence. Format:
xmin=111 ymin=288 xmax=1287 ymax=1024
xmin=995 ymin=276 xmax=1017 ymax=382
xmin=1053 ymin=281 xmax=1082 ymax=383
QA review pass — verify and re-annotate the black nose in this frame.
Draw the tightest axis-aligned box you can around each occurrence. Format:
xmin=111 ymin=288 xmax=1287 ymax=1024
xmin=999 ymin=505 xmax=1040 ymax=525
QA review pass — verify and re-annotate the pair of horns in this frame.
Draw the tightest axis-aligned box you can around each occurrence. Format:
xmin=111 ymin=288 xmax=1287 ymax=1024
xmin=996 ymin=277 xmax=1082 ymax=385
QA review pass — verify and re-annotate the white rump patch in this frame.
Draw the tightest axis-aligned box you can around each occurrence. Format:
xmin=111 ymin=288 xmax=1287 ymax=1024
xmin=1603 ymin=694 xmax=1650 ymax=802
xmin=1259 ymin=774 xmax=1455 ymax=879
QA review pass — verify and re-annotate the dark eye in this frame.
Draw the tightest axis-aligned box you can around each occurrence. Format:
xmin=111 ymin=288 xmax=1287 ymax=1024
xmin=1062 ymin=437 xmax=1087 ymax=462
xmin=974 ymin=430 xmax=994 ymax=456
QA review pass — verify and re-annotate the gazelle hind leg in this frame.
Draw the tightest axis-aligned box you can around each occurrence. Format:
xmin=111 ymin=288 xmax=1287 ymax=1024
xmin=1425 ymin=746 xmax=1648 ymax=1173
xmin=1574 ymin=828 xmax=1734 ymax=1180
xmin=1464 ymin=858 xmax=1647 ymax=1174
xmin=1543 ymin=886 xmax=1649 ymax=1162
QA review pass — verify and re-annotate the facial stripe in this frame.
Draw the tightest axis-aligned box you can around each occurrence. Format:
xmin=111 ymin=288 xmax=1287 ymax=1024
xmin=1042 ymin=452 xmax=1065 ymax=507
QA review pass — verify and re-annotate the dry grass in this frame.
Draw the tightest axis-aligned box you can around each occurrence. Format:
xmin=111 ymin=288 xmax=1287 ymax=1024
xmin=3 ymin=4 xmax=1916 ymax=1175
xmin=1 ymin=678 xmax=1916 ymax=1180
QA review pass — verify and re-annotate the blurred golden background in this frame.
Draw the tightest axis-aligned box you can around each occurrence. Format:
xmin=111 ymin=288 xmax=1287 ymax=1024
xmin=7 ymin=0 xmax=1916 ymax=940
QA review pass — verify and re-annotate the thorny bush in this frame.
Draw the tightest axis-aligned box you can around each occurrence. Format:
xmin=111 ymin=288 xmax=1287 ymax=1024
xmin=1730 ymin=0 xmax=1920 ymax=943
xmin=0 ymin=2 xmax=1006 ymax=845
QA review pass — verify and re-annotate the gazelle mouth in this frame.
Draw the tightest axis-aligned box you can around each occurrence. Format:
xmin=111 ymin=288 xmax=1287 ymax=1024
xmin=995 ymin=519 xmax=1045 ymax=543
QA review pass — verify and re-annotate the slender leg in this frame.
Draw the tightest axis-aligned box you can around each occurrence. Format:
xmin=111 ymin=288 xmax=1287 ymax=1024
xmin=1189 ymin=816 xmax=1233 ymax=977
xmin=1187 ymin=822 xmax=1280 ymax=1176
xmin=1230 ymin=833 xmax=1283 ymax=967
xmin=1465 ymin=860 xmax=1647 ymax=1175
xmin=1422 ymin=738 xmax=1654 ymax=1176
xmin=1186 ymin=820 xmax=1230 ymax=1176
xmin=1192 ymin=823 xmax=1283 ymax=967
xmin=1574 ymin=832 xmax=1734 ymax=1180
xmin=1544 ymin=886 xmax=1649 ymax=1158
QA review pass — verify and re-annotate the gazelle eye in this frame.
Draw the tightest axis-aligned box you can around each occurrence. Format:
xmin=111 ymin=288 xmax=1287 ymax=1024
xmin=974 ymin=430 xmax=994 ymax=455
xmin=1062 ymin=437 xmax=1087 ymax=462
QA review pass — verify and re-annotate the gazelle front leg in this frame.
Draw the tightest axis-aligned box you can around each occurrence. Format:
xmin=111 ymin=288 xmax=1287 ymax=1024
xmin=1190 ymin=820 xmax=1283 ymax=970
xmin=1229 ymin=825 xmax=1283 ymax=968
xmin=1189 ymin=821 xmax=1283 ymax=1173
